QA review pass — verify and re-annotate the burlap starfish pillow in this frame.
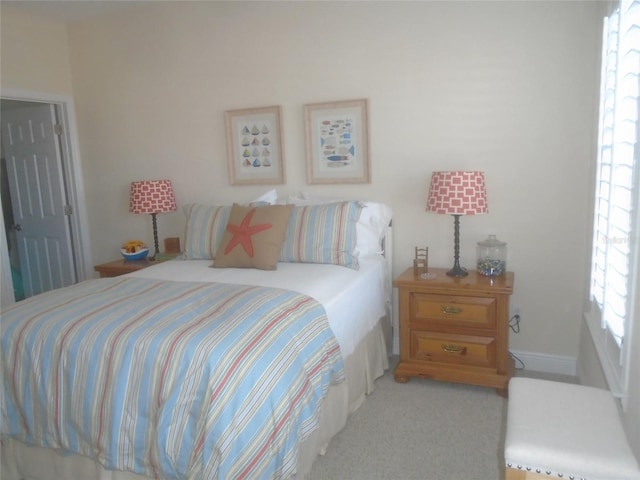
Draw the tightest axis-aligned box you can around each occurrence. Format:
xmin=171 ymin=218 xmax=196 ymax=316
xmin=212 ymin=203 xmax=293 ymax=270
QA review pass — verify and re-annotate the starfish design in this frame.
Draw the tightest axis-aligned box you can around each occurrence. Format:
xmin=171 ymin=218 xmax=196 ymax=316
xmin=224 ymin=209 xmax=272 ymax=257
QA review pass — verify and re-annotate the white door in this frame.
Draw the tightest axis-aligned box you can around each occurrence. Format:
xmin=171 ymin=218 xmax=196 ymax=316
xmin=1 ymin=104 xmax=76 ymax=298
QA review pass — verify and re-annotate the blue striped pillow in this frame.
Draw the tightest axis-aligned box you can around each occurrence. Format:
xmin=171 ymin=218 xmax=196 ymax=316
xmin=181 ymin=204 xmax=231 ymax=259
xmin=279 ymin=201 xmax=363 ymax=269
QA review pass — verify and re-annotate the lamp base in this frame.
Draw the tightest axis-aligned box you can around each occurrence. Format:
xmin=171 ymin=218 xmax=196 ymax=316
xmin=446 ymin=264 xmax=469 ymax=277
xmin=150 ymin=212 xmax=160 ymax=261
xmin=447 ymin=214 xmax=468 ymax=277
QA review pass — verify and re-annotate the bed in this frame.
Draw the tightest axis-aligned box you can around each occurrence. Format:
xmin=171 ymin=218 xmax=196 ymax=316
xmin=1 ymin=197 xmax=393 ymax=480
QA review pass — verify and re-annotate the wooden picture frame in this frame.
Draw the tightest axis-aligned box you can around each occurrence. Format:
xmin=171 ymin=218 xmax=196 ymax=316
xmin=225 ymin=105 xmax=285 ymax=185
xmin=304 ymin=98 xmax=370 ymax=184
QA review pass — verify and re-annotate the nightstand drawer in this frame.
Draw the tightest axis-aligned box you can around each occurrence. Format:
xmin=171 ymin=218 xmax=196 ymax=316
xmin=411 ymin=293 xmax=496 ymax=329
xmin=411 ymin=330 xmax=496 ymax=368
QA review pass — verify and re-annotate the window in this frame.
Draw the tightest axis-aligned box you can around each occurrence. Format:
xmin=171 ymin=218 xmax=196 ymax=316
xmin=587 ymin=0 xmax=639 ymax=405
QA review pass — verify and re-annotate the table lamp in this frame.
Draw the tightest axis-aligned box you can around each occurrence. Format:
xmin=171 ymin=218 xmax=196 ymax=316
xmin=129 ymin=179 xmax=177 ymax=260
xmin=426 ymin=171 xmax=488 ymax=277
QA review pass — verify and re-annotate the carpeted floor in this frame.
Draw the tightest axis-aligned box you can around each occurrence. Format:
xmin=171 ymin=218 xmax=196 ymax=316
xmin=307 ymin=357 xmax=576 ymax=480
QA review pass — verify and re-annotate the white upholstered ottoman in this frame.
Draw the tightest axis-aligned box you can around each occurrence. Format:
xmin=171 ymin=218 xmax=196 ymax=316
xmin=505 ymin=377 xmax=640 ymax=480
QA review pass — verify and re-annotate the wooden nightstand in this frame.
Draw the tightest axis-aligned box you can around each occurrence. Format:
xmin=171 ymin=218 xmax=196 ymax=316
xmin=94 ymin=259 xmax=153 ymax=277
xmin=94 ymin=253 xmax=179 ymax=278
xmin=393 ymin=267 xmax=515 ymax=396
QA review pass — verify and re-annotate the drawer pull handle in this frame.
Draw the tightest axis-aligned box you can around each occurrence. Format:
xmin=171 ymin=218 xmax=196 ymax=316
xmin=442 ymin=344 xmax=466 ymax=354
xmin=441 ymin=306 xmax=463 ymax=315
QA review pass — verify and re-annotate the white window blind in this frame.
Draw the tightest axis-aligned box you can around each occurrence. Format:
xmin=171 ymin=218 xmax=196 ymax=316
xmin=587 ymin=0 xmax=639 ymax=402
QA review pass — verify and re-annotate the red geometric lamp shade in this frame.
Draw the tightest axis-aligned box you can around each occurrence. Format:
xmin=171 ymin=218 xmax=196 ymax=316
xmin=129 ymin=180 xmax=177 ymax=214
xmin=426 ymin=171 xmax=488 ymax=215
xmin=426 ymin=171 xmax=488 ymax=277
xmin=129 ymin=180 xmax=177 ymax=259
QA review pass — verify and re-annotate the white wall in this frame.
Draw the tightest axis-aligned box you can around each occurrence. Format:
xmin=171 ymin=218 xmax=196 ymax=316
xmin=0 ymin=6 xmax=74 ymax=95
xmin=65 ymin=1 xmax=602 ymax=362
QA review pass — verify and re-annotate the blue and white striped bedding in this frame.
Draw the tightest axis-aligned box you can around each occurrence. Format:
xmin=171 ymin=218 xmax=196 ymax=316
xmin=1 ymin=277 xmax=344 ymax=479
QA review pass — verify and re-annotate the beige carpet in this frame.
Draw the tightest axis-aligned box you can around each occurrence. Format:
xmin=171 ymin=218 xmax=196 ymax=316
xmin=307 ymin=357 xmax=576 ymax=480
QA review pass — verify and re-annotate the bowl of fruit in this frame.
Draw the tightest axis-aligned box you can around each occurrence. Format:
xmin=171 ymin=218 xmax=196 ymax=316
xmin=121 ymin=240 xmax=149 ymax=261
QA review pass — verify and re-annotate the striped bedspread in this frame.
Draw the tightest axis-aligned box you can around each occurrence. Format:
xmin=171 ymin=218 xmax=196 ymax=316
xmin=1 ymin=277 xmax=344 ymax=479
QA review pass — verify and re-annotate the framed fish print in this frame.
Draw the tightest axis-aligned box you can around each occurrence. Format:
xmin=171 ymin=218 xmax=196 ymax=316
xmin=304 ymin=98 xmax=370 ymax=184
xmin=225 ymin=105 xmax=285 ymax=185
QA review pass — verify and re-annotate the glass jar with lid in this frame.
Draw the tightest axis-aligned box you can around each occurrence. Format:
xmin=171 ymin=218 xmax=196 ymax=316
xmin=476 ymin=235 xmax=507 ymax=276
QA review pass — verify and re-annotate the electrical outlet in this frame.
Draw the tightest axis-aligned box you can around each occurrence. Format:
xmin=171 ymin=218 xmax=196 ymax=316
xmin=511 ymin=305 xmax=521 ymax=317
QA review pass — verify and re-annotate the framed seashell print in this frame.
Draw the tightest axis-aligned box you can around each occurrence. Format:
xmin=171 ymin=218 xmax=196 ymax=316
xmin=225 ymin=105 xmax=285 ymax=185
xmin=304 ymin=98 xmax=370 ymax=184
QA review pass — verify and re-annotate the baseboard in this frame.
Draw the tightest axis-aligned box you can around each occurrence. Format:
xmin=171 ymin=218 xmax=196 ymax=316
xmin=510 ymin=350 xmax=577 ymax=377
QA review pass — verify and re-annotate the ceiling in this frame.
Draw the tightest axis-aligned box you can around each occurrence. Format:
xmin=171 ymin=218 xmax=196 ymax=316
xmin=2 ymin=1 xmax=150 ymax=23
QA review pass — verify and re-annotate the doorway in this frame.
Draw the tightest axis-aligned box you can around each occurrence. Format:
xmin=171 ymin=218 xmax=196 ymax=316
xmin=0 ymin=93 xmax=91 ymax=306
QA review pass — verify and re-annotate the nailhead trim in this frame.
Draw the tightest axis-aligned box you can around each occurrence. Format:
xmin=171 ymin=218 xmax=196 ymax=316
xmin=506 ymin=463 xmax=587 ymax=479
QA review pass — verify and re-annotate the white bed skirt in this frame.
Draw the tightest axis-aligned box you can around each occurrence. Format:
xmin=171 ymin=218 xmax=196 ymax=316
xmin=1 ymin=319 xmax=389 ymax=480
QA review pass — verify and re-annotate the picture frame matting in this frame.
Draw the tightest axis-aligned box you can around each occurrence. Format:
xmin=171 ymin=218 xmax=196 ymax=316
xmin=225 ymin=105 xmax=285 ymax=185
xmin=304 ymin=98 xmax=370 ymax=184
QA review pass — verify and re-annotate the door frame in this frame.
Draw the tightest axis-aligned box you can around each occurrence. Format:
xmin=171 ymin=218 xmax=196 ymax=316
xmin=1 ymin=89 xmax=92 ymax=305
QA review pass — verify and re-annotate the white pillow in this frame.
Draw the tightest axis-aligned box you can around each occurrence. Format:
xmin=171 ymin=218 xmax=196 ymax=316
xmin=356 ymin=202 xmax=393 ymax=255
xmin=252 ymin=188 xmax=278 ymax=205
xmin=284 ymin=192 xmax=393 ymax=256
